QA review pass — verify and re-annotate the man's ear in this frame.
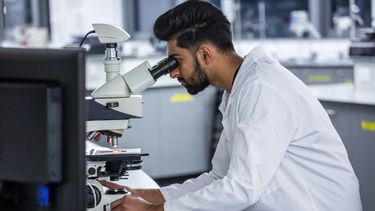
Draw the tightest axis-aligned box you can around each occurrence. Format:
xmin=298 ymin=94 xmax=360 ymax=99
xmin=197 ymin=44 xmax=212 ymax=65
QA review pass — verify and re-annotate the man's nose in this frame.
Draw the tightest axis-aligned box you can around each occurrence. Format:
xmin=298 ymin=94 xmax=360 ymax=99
xmin=169 ymin=68 xmax=180 ymax=79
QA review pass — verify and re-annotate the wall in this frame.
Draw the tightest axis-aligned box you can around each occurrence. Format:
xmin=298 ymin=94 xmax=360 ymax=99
xmin=49 ymin=0 xmax=123 ymax=46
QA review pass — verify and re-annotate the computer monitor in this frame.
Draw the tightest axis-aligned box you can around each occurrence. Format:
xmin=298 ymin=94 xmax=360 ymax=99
xmin=0 ymin=47 xmax=86 ymax=210
xmin=0 ymin=0 xmax=4 ymax=43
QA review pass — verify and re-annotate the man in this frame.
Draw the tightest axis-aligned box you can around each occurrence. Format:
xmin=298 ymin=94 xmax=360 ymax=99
xmin=100 ymin=0 xmax=362 ymax=210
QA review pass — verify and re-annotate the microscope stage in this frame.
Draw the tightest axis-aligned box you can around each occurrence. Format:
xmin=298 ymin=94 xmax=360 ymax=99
xmin=86 ymin=153 xmax=141 ymax=162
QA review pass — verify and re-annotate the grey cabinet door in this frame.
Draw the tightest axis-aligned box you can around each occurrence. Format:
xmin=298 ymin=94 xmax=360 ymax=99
xmin=350 ymin=104 xmax=375 ymax=211
xmin=120 ymin=86 xmax=216 ymax=178
xmin=158 ymin=86 xmax=216 ymax=177
xmin=321 ymin=100 xmax=375 ymax=211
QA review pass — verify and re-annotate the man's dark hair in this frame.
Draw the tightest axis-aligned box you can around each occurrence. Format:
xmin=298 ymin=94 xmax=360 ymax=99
xmin=154 ymin=0 xmax=234 ymax=52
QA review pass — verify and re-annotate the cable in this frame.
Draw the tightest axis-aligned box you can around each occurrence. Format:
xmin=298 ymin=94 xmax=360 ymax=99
xmin=88 ymin=183 xmax=97 ymax=207
xmin=79 ymin=30 xmax=95 ymax=48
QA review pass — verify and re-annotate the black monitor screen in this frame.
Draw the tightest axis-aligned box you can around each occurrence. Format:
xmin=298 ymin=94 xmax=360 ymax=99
xmin=0 ymin=47 xmax=86 ymax=211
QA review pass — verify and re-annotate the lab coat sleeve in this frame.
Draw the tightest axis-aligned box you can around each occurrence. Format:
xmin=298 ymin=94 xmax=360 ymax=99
xmin=160 ymin=130 xmax=231 ymax=201
xmin=163 ymin=81 xmax=298 ymax=210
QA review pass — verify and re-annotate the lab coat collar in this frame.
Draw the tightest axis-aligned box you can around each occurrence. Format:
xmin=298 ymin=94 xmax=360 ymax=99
xmin=218 ymin=46 xmax=266 ymax=114
xmin=231 ymin=46 xmax=266 ymax=94
xmin=218 ymin=91 xmax=228 ymax=114
xmin=245 ymin=45 xmax=267 ymax=63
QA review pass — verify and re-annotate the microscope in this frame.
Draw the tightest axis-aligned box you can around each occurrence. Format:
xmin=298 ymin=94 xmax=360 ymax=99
xmin=85 ymin=24 xmax=178 ymax=210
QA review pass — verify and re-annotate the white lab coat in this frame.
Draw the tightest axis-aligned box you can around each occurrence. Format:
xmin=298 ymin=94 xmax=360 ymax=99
xmin=160 ymin=46 xmax=362 ymax=211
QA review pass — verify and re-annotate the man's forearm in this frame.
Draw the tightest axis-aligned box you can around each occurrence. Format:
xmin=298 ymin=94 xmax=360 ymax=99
xmin=136 ymin=189 xmax=165 ymax=204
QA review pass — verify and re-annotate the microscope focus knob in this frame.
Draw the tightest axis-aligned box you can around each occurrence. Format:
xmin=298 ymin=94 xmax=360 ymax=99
xmin=88 ymin=167 xmax=96 ymax=176
xmin=86 ymin=184 xmax=102 ymax=208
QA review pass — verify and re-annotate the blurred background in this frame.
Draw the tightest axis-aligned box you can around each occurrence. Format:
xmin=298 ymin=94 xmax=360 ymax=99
xmin=1 ymin=0 xmax=374 ymax=210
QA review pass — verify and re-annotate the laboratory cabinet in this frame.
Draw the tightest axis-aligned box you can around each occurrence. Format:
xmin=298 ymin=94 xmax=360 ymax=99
xmin=118 ymin=85 xmax=217 ymax=179
xmin=310 ymin=84 xmax=375 ymax=211
xmin=283 ymin=63 xmax=353 ymax=85
xmin=321 ymin=101 xmax=375 ymax=211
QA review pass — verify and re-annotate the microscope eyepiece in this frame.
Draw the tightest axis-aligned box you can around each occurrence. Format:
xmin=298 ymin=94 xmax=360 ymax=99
xmin=149 ymin=56 xmax=179 ymax=80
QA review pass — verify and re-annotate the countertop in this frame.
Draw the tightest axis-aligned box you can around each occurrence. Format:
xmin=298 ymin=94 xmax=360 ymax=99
xmin=309 ymin=83 xmax=375 ymax=105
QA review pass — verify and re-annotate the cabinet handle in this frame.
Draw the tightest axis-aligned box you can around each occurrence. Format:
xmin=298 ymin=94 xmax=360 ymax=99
xmin=325 ymin=109 xmax=336 ymax=116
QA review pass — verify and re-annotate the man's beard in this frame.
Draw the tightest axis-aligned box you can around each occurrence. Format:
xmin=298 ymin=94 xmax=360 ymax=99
xmin=179 ymin=55 xmax=209 ymax=95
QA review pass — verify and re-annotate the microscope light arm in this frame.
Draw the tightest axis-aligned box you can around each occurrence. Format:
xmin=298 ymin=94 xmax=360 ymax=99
xmin=92 ymin=23 xmax=131 ymax=44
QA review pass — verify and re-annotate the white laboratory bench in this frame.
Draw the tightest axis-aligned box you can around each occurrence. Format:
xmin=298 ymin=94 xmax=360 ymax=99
xmin=117 ymin=170 xmax=159 ymax=189
xmin=309 ymin=83 xmax=375 ymax=105
xmin=309 ymin=83 xmax=375 ymax=211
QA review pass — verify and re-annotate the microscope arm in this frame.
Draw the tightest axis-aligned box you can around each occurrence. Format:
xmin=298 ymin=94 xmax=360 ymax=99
xmin=86 ymin=23 xmax=178 ymax=148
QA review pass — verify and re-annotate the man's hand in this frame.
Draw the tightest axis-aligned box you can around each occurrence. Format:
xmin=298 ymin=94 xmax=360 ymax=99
xmin=111 ymin=195 xmax=164 ymax=211
xmin=97 ymin=180 xmax=166 ymax=204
